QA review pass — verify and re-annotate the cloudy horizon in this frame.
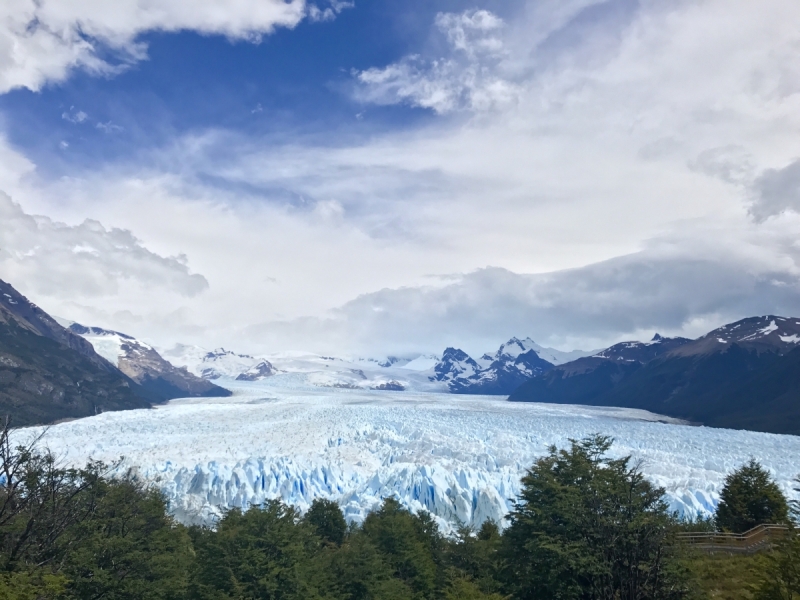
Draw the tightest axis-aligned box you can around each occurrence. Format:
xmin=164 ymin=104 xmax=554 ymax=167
xmin=1 ymin=0 xmax=799 ymax=358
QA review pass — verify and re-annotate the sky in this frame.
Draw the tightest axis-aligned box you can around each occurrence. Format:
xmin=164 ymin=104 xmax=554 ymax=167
xmin=0 ymin=0 xmax=799 ymax=358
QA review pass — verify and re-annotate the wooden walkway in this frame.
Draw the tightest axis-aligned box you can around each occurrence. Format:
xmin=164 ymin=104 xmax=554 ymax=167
xmin=676 ymin=524 xmax=789 ymax=553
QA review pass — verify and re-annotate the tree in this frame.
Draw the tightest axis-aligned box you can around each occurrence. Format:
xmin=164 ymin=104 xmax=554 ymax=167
xmin=0 ymin=418 xmax=191 ymax=599
xmin=500 ymin=434 xmax=686 ymax=600
xmin=715 ymin=459 xmax=789 ymax=533
xmin=753 ymin=476 xmax=800 ymax=600
xmin=189 ymin=500 xmax=321 ymax=599
xmin=305 ymin=498 xmax=347 ymax=546
xmin=445 ymin=521 xmax=502 ymax=596
xmin=361 ymin=498 xmax=441 ymax=598
xmin=61 ymin=477 xmax=192 ymax=600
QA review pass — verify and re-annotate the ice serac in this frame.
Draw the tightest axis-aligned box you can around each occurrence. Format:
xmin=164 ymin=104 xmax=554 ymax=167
xmin=510 ymin=316 xmax=800 ymax=435
xmin=19 ymin=382 xmax=800 ymax=533
xmin=70 ymin=324 xmax=231 ymax=401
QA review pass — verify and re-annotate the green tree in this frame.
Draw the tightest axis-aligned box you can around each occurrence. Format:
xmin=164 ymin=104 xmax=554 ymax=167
xmin=310 ymin=529 xmax=413 ymax=599
xmin=500 ymin=434 xmax=686 ymax=600
xmin=190 ymin=500 xmax=321 ymax=600
xmin=753 ymin=476 xmax=800 ymax=600
xmin=61 ymin=476 xmax=192 ymax=600
xmin=361 ymin=498 xmax=441 ymax=598
xmin=305 ymin=498 xmax=347 ymax=546
xmin=754 ymin=530 xmax=800 ymax=600
xmin=446 ymin=521 xmax=503 ymax=596
xmin=715 ymin=459 xmax=789 ymax=533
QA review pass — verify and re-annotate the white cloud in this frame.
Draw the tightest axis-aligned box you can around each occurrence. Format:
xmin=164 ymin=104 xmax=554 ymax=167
xmin=95 ymin=121 xmax=123 ymax=134
xmin=0 ymin=192 xmax=208 ymax=299
xmin=61 ymin=106 xmax=88 ymax=123
xmin=308 ymin=0 xmax=354 ymax=23
xmin=354 ymin=9 xmax=520 ymax=114
xmin=244 ymin=213 xmax=800 ymax=355
xmin=750 ymin=159 xmax=800 ymax=222
xmin=1 ymin=0 xmax=800 ymax=356
xmin=0 ymin=0 xmax=312 ymax=93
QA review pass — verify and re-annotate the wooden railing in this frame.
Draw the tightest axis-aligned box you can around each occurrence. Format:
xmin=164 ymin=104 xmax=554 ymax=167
xmin=675 ymin=524 xmax=789 ymax=553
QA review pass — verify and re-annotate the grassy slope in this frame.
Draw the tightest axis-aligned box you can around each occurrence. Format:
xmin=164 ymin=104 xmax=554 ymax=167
xmin=685 ymin=551 xmax=769 ymax=599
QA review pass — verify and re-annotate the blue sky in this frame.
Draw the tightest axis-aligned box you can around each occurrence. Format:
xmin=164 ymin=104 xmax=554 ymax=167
xmin=0 ymin=1 xmax=430 ymax=171
xmin=0 ymin=0 xmax=527 ymax=174
xmin=0 ymin=0 xmax=799 ymax=357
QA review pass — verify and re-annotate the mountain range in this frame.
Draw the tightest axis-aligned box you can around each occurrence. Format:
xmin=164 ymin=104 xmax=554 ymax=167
xmin=0 ymin=280 xmax=152 ymax=426
xmin=0 ymin=279 xmax=229 ymax=426
xmin=429 ymin=337 xmax=583 ymax=394
xmin=3 ymin=275 xmax=800 ymax=435
xmin=67 ymin=324 xmax=230 ymax=400
xmin=510 ymin=316 xmax=800 ymax=435
xmin=161 ymin=336 xmax=595 ymax=395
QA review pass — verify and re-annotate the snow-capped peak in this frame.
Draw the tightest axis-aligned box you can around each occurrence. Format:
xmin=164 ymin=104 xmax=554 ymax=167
xmin=481 ymin=337 xmax=594 ymax=366
xmin=700 ymin=316 xmax=800 ymax=351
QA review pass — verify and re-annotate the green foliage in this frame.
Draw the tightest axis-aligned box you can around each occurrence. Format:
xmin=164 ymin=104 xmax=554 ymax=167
xmin=189 ymin=500 xmax=320 ymax=599
xmin=716 ymin=459 xmax=789 ymax=533
xmin=753 ymin=525 xmax=800 ymax=600
xmin=0 ymin=571 xmax=67 ymax=600
xmin=305 ymin=498 xmax=347 ymax=546
xmin=500 ymin=434 xmax=686 ymax=600
xmin=446 ymin=521 xmax=503 ymax=596
xmin=62 ymin=477 xmax=192 ymax=600
xmin=310 ymin=530 xmax=413 ymax=599
xmin=361 ymin=497 xmax=441 ymax=598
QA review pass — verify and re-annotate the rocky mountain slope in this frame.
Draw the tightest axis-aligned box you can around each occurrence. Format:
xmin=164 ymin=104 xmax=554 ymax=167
xmin=510 ymin=316 xmax=800 ymax=434
xmin=69 ymin=325 xmax=230 ymax=400
xmin=161 ymin=337 xmax=592 ymax=395
xmin=0 ymin=279 xmax=154 ymax=425
xmin=162 ymin=345 xmax=277 ymax=381
xmin=429 ymin=337 xmax=594 ymax=394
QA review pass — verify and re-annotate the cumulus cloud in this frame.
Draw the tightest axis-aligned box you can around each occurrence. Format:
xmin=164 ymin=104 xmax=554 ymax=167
xmin=0 ymin=192 xmax=208 ymax=299
xmin=0 ymin=0 xmax=311 ymax=93
xmin=354 ymin=9 xmax=519 ymax=113
xmin=245 ymin=215 xmax=800 ymax=355
xmin=307 ymin=0 xmax=354 ymax=23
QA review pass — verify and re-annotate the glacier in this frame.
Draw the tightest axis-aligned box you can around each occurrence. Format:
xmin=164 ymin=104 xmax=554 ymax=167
xmin=17 ymin=378 xmax=800 ymax=533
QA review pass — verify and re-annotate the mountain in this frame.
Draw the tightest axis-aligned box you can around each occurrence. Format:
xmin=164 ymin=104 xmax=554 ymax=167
xmin=235 ymin=360 xmax=277 ymax=381
xmin=506 ymin=334 xmax=691 ymax=406
xmin=161 ymin=338 xmax=590 ymax=395
xmin=430 ymin=337 xmax=556 ymax=394
xmin=0 ymin=279 xmax=154 ymax=425
xmin=69 ymin=324 xmax=231 ymax=400
xmin=481 ymin=337 xmax=596 ymax=366
xmin=162 ymin=345 xmax=276 ymax=381
xmin=510 ymin=316 xmax=800 ymax=435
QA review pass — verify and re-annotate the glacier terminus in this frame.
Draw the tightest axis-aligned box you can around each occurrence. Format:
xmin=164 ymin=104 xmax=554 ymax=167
xmin=21 ymin=377 xmax=800 ymax=533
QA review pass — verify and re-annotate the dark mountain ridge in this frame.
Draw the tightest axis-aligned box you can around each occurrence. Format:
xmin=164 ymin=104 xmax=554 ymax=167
xmin=510 ymin=316 xmax=800 ymax=435
xmin=0 ymin=279 xmax=155 ymax=425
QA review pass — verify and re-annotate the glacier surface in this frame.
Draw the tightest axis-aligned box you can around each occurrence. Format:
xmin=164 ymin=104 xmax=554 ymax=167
xmin=18 ymin=378 xmax=800 ymax=533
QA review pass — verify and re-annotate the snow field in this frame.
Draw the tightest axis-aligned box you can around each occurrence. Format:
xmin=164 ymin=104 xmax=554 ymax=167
xmin=17 ymin=380 xmax=800 ymax=533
